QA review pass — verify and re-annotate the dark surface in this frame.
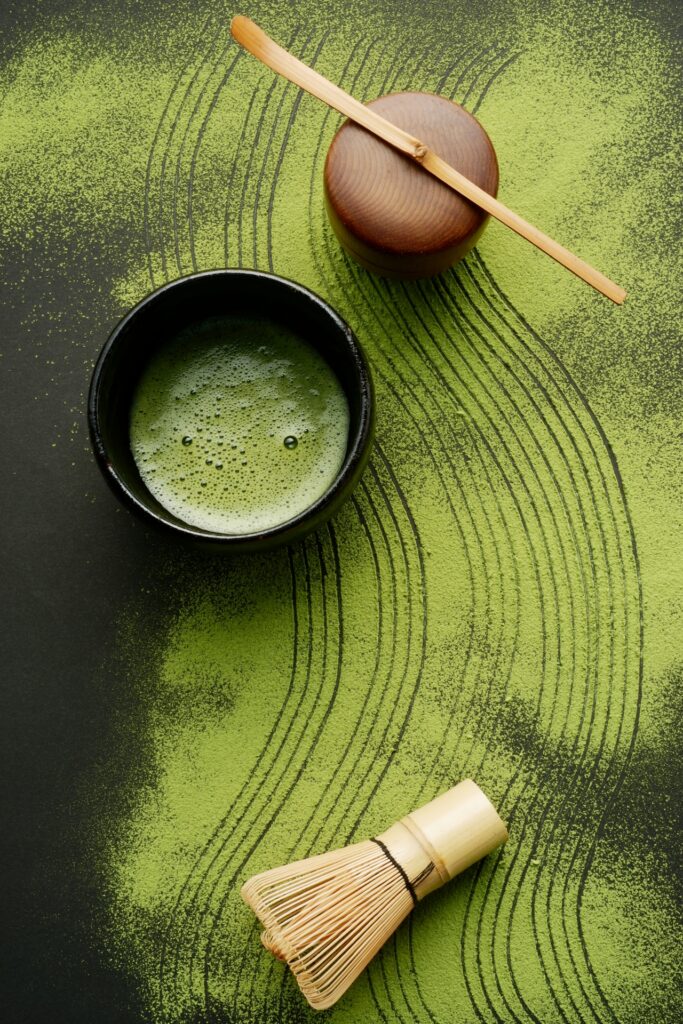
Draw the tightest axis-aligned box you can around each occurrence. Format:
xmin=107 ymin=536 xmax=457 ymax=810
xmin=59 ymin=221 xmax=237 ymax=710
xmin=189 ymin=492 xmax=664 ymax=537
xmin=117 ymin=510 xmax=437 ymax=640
xmin=0 ymin=1 xmax=680 ymax=1022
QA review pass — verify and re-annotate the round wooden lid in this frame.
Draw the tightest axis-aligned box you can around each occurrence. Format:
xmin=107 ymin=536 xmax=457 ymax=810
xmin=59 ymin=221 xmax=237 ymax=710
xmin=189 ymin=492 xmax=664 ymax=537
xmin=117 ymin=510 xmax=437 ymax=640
xmin=324 ymin=92 xmax=499 ymax=279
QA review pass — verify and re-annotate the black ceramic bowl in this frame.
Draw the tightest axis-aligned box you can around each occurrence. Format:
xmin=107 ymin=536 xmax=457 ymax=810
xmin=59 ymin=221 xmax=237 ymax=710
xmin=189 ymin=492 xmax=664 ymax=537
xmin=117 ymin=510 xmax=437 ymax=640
xmin=88 ymin=270 xmax=374 ymax=551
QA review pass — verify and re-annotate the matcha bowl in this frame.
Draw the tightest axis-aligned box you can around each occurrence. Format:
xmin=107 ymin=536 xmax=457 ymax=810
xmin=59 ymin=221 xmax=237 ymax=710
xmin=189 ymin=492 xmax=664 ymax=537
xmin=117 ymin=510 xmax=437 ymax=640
xmin=88 ymin=270 xmax=374 ymax=551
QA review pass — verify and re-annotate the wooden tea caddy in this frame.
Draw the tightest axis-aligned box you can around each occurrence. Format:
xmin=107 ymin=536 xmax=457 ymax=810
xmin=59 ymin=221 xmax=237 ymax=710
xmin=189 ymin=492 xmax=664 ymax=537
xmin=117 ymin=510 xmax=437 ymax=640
xmin=231 ymin=16 xmax=626 ymax=303
xmin=325 ymin=91 xmax=498 ymax=279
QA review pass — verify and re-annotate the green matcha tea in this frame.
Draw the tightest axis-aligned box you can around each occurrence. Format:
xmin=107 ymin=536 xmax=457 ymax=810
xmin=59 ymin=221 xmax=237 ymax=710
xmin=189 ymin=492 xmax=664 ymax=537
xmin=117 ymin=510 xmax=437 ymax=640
xmin=129 ymin=316 xmax=350 ymax=534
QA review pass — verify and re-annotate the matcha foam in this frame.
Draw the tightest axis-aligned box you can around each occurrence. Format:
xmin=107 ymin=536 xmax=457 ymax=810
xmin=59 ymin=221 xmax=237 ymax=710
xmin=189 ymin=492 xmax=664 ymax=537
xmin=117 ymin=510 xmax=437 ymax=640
xmin=130 ymin=316 xmax=350 ymax=533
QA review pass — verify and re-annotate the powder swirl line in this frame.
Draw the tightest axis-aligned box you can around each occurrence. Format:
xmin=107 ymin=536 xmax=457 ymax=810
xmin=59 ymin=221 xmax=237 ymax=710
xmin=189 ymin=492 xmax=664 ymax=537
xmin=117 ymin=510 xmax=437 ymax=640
xmin=437 ymin=271 xmax=586 ymax=1023
xmin=143 ymin=11 xmax=220 ymax=286
xmin=438 ymin=58 xmax=610 ymax=1024
xmin=450 ymin=251 xmax=638 ymax=1024
xmin=469 ymin=254 xmax=641 ymax=1023
xmin=399 ymin=267 xmax=562 ymax=1024
xmin=456 ymin=258 xmax=602 ymax=1021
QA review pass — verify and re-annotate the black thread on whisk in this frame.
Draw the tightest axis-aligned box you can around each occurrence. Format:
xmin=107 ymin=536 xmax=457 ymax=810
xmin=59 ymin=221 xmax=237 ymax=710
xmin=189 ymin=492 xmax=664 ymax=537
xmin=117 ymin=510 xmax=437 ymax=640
xmin=370 ymin=838 xmax=418 ymax=906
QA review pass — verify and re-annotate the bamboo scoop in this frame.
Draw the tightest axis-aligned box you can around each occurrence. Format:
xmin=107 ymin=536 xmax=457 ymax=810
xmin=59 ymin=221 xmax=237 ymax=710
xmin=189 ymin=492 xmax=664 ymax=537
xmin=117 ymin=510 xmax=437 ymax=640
xmin=231 ymin=15 xmax=626 ymax=304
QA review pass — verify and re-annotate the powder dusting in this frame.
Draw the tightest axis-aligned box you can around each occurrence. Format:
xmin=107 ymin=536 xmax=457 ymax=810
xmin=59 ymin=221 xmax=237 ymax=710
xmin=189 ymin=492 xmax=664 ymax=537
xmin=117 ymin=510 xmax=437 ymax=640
xmin=2 ymin=0 xmax=681 ymax=1021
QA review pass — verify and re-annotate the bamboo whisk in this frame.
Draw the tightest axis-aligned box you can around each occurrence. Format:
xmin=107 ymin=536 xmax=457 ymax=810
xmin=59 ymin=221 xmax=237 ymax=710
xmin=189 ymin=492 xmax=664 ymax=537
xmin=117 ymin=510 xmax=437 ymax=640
xmin=241 ymin=779 xmax=508 ymax=1009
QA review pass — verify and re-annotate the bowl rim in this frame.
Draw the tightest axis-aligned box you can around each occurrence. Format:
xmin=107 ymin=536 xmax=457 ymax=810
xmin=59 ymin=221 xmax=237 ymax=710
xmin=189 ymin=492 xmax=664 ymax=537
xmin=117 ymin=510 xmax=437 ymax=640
xmin=88 ymin=268 xmax=374 ymax=547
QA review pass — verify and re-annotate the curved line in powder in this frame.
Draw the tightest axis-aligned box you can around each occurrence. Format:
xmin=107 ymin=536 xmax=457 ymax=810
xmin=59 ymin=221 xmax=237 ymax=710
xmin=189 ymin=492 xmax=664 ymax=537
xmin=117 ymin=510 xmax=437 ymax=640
xmin=223 ymin=76 xmax=265 ymax=266
xmin=473 ymin=254 xmax=641 ymax=1024
xmin=162 ymin=20 xmax=228 ymax=281
xmin=448 ymin=265 xmax=604 ymax=1020
xmin=458 ymin=260 xmax=611 ymax=1023
xmin=146 ymin=12 xmax=218 ymax=285
xmin=186 ymin=48 xmax=243 ymax=272
xmin=170 ymin=31 xmax=237 ymax=276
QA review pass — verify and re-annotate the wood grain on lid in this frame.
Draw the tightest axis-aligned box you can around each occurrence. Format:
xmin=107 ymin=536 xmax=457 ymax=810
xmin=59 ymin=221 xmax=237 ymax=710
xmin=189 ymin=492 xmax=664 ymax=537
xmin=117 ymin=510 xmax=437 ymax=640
xmin=324 ymin=92 xmax=499 ymax=278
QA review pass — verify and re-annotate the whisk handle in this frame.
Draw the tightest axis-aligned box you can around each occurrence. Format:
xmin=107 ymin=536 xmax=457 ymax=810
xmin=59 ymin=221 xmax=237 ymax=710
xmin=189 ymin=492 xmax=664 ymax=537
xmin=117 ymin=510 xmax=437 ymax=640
xmin=377 ymin=780 xmax=508 ymax=900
